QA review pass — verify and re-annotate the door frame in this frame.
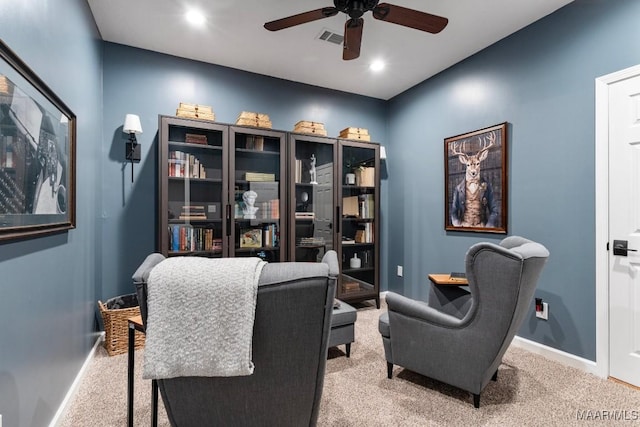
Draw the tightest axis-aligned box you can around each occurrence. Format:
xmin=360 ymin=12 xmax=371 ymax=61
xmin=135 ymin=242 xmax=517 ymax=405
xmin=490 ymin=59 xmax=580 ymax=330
xmin=594 ymin=63 xmax=640 ymax=379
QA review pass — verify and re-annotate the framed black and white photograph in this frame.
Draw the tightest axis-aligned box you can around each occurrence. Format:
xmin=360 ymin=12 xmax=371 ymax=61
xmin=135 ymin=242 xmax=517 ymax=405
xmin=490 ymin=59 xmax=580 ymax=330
xmin=0 ymin=39 xmax=76 ymax=241
xmin=444 ymin=122 xmax=507 ymax=234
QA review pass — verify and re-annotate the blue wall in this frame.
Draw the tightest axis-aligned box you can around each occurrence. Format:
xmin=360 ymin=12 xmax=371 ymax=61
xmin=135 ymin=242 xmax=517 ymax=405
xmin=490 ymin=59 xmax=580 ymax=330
xmin=0 ymin=0 xmax=103 ymax=426
xmin=100 ymin=43 xmax=388 ymax=301
xmin=386 ymin=0 xmax=640 ymax=360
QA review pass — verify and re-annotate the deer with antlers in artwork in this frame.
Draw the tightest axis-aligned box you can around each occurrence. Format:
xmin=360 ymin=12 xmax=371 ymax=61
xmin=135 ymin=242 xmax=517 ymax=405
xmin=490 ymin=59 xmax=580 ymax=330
xmin=450 ymin=131 xmax=499 ymax=228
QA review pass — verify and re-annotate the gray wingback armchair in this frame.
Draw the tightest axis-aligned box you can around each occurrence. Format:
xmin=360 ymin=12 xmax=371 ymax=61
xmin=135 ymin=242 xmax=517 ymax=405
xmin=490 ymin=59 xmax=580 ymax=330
xmin=132 ymin=251 xmax=339 ymax=427
xmin=378 ymin=236 xmax=549 ymax=408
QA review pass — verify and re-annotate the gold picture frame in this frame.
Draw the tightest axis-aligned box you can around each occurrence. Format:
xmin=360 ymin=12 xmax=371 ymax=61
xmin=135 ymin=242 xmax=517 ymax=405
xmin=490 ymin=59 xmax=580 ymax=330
xmin=444 ymin=122 xmax=507 ymax=233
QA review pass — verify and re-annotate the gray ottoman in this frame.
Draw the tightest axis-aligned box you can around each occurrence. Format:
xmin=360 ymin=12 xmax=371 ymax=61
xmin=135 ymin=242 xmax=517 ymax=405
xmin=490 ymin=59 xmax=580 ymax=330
xmin=329 ymin=300 xmax=357 ymax=357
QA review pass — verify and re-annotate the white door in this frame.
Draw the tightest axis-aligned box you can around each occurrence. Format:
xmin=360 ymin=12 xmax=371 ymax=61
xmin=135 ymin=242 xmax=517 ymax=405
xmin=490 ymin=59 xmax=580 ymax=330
xmin=609 ymin=73 xmax=640 ymax=386
xmin=314 ymin=162 xmax=334 ymax=253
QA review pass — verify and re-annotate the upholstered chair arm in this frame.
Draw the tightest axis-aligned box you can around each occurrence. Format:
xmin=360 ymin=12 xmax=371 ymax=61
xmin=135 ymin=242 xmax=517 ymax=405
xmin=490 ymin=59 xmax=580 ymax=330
xmin=386 ymin=292 xmax=465 ymax=328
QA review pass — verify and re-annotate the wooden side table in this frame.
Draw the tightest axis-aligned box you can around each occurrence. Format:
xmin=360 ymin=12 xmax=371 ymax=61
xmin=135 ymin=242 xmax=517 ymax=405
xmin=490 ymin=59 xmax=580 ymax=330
xmin=427 ymin=274 xmax=469 ymax=286
xmin=127 ymin=315 xmax=158 ymax=427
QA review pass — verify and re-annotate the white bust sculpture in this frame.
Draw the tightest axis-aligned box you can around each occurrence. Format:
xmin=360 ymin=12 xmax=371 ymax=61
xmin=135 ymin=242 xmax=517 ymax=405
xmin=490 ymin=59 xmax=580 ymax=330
xmin=242 ymin=190 xmax=259 ymax=219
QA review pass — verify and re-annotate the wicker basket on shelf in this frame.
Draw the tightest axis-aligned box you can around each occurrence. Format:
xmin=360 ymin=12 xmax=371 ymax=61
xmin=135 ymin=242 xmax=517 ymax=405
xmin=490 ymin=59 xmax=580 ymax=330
xmin=98 ymin=293 xmax=145 ymax=356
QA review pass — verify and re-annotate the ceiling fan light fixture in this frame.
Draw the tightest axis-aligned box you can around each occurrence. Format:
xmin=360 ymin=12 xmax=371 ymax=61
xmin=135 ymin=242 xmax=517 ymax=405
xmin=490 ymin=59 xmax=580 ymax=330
xmin=265 ymin=1 xmax=448 ymax=60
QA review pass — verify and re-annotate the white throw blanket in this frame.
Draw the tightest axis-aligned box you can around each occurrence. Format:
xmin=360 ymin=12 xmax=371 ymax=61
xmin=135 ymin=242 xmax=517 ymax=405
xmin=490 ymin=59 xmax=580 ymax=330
xmin=143 ymin=256 xmax=266 ymax=379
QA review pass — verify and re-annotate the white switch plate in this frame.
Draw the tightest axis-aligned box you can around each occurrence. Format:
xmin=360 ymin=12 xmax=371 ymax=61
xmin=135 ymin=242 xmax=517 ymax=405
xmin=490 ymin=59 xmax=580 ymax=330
xmin=397 ymin=265 xmax=403 ymax=277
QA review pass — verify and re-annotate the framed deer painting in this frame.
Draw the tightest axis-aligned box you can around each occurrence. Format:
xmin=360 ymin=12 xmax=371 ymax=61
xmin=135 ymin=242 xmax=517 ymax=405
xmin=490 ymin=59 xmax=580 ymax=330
xmin=444 ymin=122 xmax=507 ymax=233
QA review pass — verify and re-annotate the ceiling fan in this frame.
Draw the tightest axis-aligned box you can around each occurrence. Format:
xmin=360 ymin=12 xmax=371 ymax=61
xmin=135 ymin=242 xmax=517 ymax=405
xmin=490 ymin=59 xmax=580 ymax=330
xmin=264 ymin=0 xmax=448 ymax=61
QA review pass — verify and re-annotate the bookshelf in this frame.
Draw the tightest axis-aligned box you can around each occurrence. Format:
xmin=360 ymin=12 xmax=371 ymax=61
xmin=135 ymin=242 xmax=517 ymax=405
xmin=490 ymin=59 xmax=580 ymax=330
xmin=158 ymin=115 xmax=380 ymax=307
xmin=158 ymin=116 xmax=286 ymax=261
xmin=288 ymin=132 xmax=380 ymax=308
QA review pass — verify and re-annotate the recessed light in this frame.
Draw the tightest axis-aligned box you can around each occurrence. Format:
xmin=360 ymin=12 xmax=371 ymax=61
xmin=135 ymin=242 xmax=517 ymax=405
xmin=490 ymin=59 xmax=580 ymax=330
xmin=185 ymin=8 xmax=206 ymax=27
xmin=369 ymin=60 xmax=385 ymax=72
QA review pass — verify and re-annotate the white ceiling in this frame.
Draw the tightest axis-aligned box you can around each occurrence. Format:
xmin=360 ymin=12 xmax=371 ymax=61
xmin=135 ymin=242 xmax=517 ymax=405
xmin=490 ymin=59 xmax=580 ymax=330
xmin=88 ymin=0 xmax=574 ymax=100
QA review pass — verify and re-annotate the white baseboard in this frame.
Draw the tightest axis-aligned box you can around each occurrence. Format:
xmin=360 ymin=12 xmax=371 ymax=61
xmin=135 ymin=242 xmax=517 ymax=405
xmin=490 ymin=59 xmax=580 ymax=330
xmin=511 ymin=336 xmax=601 ymax=377
xmin=49 ymin=332 xmax=105 ymax=427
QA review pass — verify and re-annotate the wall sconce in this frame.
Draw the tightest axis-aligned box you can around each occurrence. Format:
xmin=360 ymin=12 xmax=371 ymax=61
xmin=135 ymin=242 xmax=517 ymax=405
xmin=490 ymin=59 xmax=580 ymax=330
xmin=123 ymin=114 xmax=143 ymax=181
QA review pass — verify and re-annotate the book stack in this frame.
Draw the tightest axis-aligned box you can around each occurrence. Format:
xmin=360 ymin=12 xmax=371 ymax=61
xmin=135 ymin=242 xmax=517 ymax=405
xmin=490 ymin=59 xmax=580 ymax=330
xmin=358 ymin=194 xmax=375 ymax=219
xmin=342 ymin=282 xmax=360 ymax=294
xmin=245 ymin=135 xmax=264 ymax=150
xmin=185 ymin=133 xmax=208 ymax=145
xmin=293 ymin=121 xmax=327 ymax=136
xmin=294 ymin=159 xmax=303 ymax=183
xmin=176 ymin=103 xmax=215 ymax=121
xmin=339 ymin=127 xmax=371 ymax=142
xmin=168 ymin=225 xmax=217 ymax=252
xmin=211 ymin=238 xmax=223 ymax=251
xmin=179 ymin=205 xmax=206 ymax=220
xmin=262 ymin=224 xmax=278 ymax=248
xmin=169 ymin=151 xmax=207 ymax=179
xmin=355 ymin=223 xmax=374 ymax=243
xmin=295 ymin=211 xmax=315 ymax=219
xmin=236 ymin=111 xmax=272 ymax=128
xmin=269 ymin=199 xmax=280 ymax=219
xmin=297 ymin=236 xmax=325 ymax=246
xmin=259 ymin=200 xmax=280 ymax=219
xmin=245 ymin=172 xmax=275 ymax=182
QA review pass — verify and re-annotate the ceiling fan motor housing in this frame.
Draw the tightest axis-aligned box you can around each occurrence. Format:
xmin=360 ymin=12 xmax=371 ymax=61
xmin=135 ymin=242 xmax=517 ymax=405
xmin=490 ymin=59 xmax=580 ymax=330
xmin=334 ymin=0 xmax=380 ymax=18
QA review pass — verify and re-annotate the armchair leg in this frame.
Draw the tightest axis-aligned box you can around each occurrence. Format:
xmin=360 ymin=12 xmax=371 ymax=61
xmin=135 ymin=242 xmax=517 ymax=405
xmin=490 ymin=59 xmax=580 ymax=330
xmin=386 ymin=362 xmax=393 ymax=379
xmin=492 ymin=370 xmax=498 ymax=381
xmin=473 ymin=393 xmax=480 ymax=409
xmin=345 ymin=343 xmax=351 ymax=358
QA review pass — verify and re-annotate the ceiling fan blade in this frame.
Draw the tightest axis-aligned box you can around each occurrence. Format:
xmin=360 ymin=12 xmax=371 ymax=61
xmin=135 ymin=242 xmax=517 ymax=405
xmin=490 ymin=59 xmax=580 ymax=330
xmin=343 ymin=18 xmax=364 ymax=60
xmin=372 ymin=3 xmax=448 ymax=34
xmin=264 ymin=7 xmax=338 ymax=31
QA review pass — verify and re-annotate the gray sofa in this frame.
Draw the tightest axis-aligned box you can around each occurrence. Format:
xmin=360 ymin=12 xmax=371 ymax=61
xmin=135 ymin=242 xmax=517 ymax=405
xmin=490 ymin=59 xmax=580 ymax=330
xmin=378 ymin=236 xmax=549 ymax=408
xmin=132 ymin=251 xmax=339 ymax=426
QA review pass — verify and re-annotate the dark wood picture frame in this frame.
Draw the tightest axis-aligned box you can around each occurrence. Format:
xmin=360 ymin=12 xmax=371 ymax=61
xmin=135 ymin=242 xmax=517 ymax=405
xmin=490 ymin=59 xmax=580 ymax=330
xmin=444 ymin=122 xmax=507 ymax=233
xmin=0 ymin=39 xmax=76 ymax=242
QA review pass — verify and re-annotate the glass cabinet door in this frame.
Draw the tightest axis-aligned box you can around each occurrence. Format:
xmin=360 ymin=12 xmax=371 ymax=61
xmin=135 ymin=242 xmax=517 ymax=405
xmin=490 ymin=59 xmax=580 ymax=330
xmin=289 ymin=134 xmax=337 ymax=263
xmin=229 ymin=127 xmax=286 ymax=262
xmin=339 ymin=140 xmax=380 ymax=307
xmin=159 ymin=116 xmax=228 ymax=257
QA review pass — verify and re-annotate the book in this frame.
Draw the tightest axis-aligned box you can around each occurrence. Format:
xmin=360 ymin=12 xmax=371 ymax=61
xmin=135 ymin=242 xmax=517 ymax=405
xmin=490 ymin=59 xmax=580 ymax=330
xmin=179 ymin=205 xmax=206 ymax=219
xmin=245 ymin=172 xmax=275 ymax=182
xmin=295 ymin=211 xmax=315 ymax=219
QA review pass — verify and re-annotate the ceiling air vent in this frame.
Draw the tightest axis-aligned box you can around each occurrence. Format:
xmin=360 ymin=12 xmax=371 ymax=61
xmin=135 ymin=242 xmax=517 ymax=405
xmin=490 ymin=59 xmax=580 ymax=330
xmin=317 ymin=28 xmax=344 ymax=45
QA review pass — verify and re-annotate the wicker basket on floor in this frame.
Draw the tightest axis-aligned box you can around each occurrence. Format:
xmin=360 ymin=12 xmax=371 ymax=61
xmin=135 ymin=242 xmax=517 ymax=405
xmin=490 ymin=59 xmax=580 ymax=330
xmin=98 ymin=294 xmax=145 ymax=356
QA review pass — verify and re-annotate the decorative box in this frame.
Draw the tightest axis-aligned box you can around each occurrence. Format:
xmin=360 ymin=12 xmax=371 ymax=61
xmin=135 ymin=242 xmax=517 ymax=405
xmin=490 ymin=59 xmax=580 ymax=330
xmin=293 ymin=120 xmax=328 ymax=136
xmin=176 ymin=103 xmax=215 ymax=121
xmin=236 ymin=111 xmax=272 ymax=128
xmin=339 ymin=127 xmax=371 ymax=141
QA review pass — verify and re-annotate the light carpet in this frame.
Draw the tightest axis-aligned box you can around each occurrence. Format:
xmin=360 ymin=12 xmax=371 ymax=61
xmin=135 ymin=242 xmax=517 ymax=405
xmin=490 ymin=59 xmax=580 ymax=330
xmin=59 ymin=299 xmax=639 ymax=426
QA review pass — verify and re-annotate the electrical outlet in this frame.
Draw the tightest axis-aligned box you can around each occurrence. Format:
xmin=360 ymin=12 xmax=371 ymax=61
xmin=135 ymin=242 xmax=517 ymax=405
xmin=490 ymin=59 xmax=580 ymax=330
xmin=397 ymin=265 xmax=403 ymax=277
xmin=536 ymin=302 xmax=548 ymax=320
